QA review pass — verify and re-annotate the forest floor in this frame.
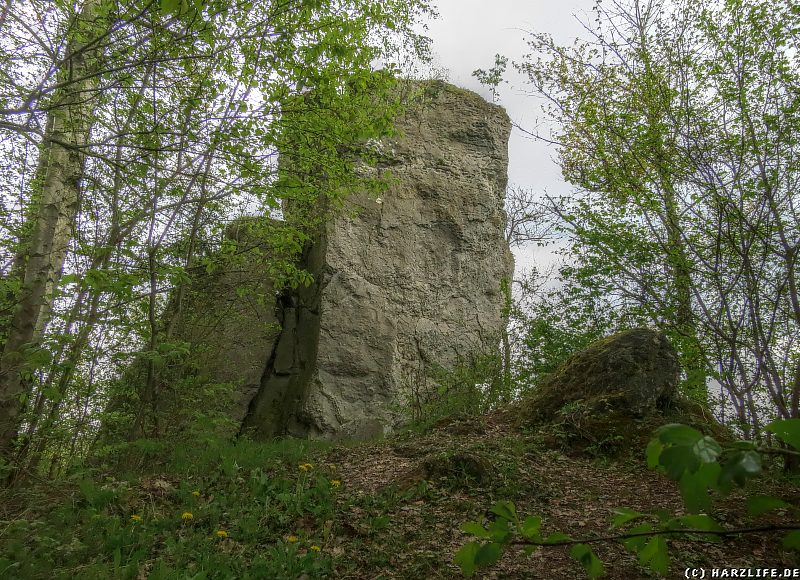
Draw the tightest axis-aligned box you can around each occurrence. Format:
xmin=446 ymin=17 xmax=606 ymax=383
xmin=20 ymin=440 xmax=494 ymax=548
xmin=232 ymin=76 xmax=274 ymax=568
xmin=1 ymin=408 xmax=798 ymax=579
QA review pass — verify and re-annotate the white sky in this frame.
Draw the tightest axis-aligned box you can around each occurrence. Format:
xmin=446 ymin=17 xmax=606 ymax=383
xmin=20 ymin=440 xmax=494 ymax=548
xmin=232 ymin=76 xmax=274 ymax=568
xmin=422 ymin=0 xmax=596 ymax=273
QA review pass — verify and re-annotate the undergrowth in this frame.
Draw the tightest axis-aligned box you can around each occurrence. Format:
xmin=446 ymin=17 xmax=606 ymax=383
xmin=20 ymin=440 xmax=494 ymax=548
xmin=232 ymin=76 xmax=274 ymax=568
xmin=2 ymin=413 xmax=797 ymax=579
xmin=0 ymin=438 xmax=339 ymax=579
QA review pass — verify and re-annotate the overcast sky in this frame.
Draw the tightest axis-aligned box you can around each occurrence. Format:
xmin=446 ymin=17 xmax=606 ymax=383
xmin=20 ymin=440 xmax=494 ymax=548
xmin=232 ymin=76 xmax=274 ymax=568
xmin=421 ymin=0 xmax=596 ymax=273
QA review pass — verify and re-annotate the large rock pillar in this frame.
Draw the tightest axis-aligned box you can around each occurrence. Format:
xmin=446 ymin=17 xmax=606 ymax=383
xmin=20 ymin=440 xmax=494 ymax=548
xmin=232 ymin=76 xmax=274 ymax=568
xmin=269 ymin=81 xmax=514 ymax=438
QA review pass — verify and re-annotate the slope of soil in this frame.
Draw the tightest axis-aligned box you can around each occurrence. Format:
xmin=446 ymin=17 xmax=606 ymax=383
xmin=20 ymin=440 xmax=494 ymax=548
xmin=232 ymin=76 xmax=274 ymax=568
xmin=328 ymin=411 xmax=797 ymax=578
xmin=1 ymin=410 xmax=797 ymax=579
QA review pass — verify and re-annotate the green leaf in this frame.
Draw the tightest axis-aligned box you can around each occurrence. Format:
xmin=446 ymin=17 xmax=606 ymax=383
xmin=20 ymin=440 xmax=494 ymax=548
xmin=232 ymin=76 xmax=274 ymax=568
xmin=611 ymin=508 xmax=646 ymax=528
xmin=653 ymin=509 xmax=673 ymax=523
xmin=569 ymin=543 xmax=605 ymax=578
xmin=747 ymin=495 xmax=791 ymax=516
xmin=719 ymin=450 xmax=761 ymax=487
xmin=160 ymin=0 xmax=180 ymax=13
xmin=520 ymin=516 xmax=542 ymax=540
xmin=766 ymin=419 xmax=800 ymax=452
xmin=462 ymin=522 xmax=491 ymax=538
xmin=646 ymin=438 xmax=664 ymax=469
xmin=659 ymin=445 xmax=700 ymax=480
xmin=543 ymin=532 xmax=573 ymax=544
xmin=656 ymin=424 xmax=703 ymax=446
xmin=474 ymin=542 xmax=502 ymax=567
xmin=638 ymin=536 xmax=669 ymax=575
xmin=678 ymin=462 xmax=720 ymax=514
xmin=783 ymin=530 xmax=800 ymax=550
xmin=692 ymin=436 xmax=722 ymax=463
xmin=454 ymin=541 xmax=479 ymax=577
xmin=622 ymin=523 xmax=654 ymax=552
xmin=42 ymin=387 xmax=62 ymax=402
xmin=486 ymin=518 xmax=512 ymax=543
xmin=490 ymin=500 xmax=517 ymax=522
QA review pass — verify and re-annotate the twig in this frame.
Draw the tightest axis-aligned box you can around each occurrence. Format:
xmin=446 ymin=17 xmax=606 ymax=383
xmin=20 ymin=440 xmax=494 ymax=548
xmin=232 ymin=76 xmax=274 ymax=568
xmin=509 ymin=523 xmax=800 ymax=548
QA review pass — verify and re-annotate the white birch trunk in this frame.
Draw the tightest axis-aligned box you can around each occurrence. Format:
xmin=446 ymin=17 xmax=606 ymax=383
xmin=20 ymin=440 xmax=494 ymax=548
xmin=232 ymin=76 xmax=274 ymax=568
xmin=0 ymin=0 xmax=102 ymax=455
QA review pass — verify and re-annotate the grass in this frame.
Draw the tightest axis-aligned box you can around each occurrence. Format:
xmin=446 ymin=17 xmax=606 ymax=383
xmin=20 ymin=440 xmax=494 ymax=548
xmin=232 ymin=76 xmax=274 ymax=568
xmin=1 ymin=411 xmax=798 ymax=579
xmin=1 ymin=437 xmax=339 ymax=579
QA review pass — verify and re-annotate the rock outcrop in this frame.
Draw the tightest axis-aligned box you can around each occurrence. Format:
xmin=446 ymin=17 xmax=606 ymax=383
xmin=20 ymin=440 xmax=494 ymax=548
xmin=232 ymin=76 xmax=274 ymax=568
xmin=519 ymin=327 xmax=680 ymax=423
xmin=167 ymin=223 xmax=283 ymax=427
xmin=176 ymin=81 xmax=514 ymax=440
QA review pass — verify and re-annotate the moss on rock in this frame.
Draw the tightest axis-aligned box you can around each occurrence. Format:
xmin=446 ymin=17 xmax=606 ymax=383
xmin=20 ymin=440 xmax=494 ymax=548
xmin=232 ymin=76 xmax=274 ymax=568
xmin=532 ymin=396 xmax=732 ymax=458
xmin=512 ymin=328 xmax=731 ymax=457
xmin=518 ymin=328 xmax=681 ymax=425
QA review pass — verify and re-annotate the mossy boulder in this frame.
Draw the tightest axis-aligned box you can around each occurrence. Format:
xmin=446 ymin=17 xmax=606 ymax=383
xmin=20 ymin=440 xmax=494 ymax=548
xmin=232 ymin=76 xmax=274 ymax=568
xmin=532 ymin=396 xmax=728 ymax=458
xmin=420 ymin=451 xmax=493 ymax=484
xmin=520 ymin=328 xmax=681 ymax=424
xmin=393 ymin=450 xmax=494 ymax=489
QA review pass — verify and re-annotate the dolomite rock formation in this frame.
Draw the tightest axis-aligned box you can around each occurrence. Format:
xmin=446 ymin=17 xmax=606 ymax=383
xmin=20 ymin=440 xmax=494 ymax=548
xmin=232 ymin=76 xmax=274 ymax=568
xmin=519 ymin=328 xmax=681 ymax=424
xmin=180 ymin=81 xmax=513 ymax=440
xmin=167 ymin=222 xmax=283 ymax=428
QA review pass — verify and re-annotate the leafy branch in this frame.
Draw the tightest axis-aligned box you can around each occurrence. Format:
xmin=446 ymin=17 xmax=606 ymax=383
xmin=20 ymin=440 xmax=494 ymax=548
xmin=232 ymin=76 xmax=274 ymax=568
xmin=472 ymin=54 xmax=508 ymax=102
xmin=506 ymin=523 xmax=800 ymax=547
xmin=456 ymin=419 xmax=800 ymax=577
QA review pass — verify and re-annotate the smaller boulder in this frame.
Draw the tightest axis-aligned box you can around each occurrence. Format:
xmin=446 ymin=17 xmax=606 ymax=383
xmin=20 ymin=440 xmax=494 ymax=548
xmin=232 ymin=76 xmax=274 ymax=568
xmin=392 ymin=451 xmax=493 ymax=490
xmin=520 ymin=328 xmax=680 ymax=423
xmin=420 ymin=452 xmax=493 ymax=484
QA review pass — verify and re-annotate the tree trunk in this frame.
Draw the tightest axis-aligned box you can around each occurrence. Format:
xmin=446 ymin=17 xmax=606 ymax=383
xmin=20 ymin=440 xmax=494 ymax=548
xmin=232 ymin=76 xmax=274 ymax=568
xmin=0 ymin=0 xmax=103 ymax=458
xmin=662 ymin=192 xmax=707 ymax=402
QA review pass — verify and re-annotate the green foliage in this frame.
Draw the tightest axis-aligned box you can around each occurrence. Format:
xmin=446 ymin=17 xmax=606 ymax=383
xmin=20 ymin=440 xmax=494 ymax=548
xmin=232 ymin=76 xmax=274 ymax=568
xmin=0 ymin=437 xmax=340 ymax=578
xmin=471 ymin=54 xmax=508 ymax=102
xmin=515 ymin=0 xmax=800 ymax=427
xmin=766 ymin=420 xmax=800 ymax=452
xmin=93 ymin=350 xmax=240 ymax=471
xmin=455 ymin=499 xmax=604 ymax=578
xmin=402 ymin=351 xmax=508 ymax=432
xmin=1 ymin=0 xmax=435 ymax=478
xmin=570 ymin=543 xmax=605 ymax=579
xmin=747 ymin=495 xmax=791 ymax=516
xmin=509 ymin=267 xmax=613 ymax=395
xmin=456 ymin=418 xmax=800 ymax=577
xmin=454 ymin=541 xmax=480 ymax=577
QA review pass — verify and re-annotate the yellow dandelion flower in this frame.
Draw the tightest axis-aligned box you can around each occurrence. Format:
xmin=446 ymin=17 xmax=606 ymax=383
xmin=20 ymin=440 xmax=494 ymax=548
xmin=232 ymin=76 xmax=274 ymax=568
xmin=130 ymin=514 xmax=142 ymax=522
xmin=215 ymin=530 xmax=228 ymax=538
xmin=181 ymin=512 xmax=193 ymax=520
xmin=298 ymin=463 xmax=314 ymax=472
xmin=329 ymin=479 xmax=341 ymax=488
xmin=310 ymin=545 xmax=321 ymax=552
xmin=287 ymin=535 xmax=299 ymax=543
xmin=192 ymin=490 xmax=200 ymax=497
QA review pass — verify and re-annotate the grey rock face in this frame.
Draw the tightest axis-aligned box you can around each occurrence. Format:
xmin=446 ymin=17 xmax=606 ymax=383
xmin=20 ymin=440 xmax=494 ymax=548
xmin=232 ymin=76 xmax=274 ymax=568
xmin=521 ymin=328 xmax=681 ymax=422
xmin=293 ymin=83 xmax=513 ymax=438
xmin=170 ymin=228 xmax=282 ymax=430
xmin=180 ymin=82 xmax=513 ymax=440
